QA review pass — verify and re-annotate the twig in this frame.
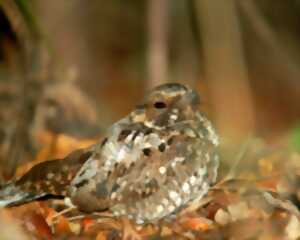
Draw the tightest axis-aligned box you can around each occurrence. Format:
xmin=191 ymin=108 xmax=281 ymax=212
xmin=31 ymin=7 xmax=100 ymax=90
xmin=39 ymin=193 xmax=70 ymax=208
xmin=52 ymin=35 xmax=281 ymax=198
xmin=224 ymin=136 xmax=253 ymax=181
xmin=147 ymin=0 xmax=169 ymax=89
xmin=194 ymin=0 xmax=255 ymax=141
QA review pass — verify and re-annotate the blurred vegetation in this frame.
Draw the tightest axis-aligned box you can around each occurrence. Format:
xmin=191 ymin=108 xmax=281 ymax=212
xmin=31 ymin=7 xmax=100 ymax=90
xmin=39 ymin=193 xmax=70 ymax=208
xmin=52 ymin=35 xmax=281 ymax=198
xmin=290 ymin=125 xmax=300 ymax=152
xmin=0 ymin=0 xmax=299 ymax=170
xmin=0 ymin=0 xmax=300 ymax=177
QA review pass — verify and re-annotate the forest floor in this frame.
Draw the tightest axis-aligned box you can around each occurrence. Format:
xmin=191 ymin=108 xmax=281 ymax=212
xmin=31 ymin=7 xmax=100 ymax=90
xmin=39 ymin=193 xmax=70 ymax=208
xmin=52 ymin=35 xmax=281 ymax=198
xmin=1 ymin=133 xmax=300 ymax=240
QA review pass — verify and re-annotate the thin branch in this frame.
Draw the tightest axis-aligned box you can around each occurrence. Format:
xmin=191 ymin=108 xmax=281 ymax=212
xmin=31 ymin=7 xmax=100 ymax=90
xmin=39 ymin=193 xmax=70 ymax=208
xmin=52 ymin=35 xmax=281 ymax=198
xmin=194 ymin=0 xmax=255 ymax=143
xmin=147 ymin=0 xmax=169 ymax=89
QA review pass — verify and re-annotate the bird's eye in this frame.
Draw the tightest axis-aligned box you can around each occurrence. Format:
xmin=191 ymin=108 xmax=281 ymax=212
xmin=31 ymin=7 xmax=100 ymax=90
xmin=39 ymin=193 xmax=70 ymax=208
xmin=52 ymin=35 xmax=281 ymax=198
xmin=153 ymin=101 xmax=167 ymax=109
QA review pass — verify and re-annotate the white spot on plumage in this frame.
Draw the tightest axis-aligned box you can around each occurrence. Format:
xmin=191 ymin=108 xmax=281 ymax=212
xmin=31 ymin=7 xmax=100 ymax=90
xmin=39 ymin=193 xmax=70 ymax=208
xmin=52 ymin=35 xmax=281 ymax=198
xmin=171 ymin=157 xmax=185 ymax=167
xmin=169 ymin=191 xmax=179 ymax=200
xmin=125 ymin=131 xmax=135 ymax=143
xmin=121 ymin=180 xmax=127 ymax=188
xmin=162 ymin=198 xmax=169 ymax=206
xmin=159 ymin=166 xmax=166 ymax=175
xmin=147 ymin=133 xmax=162 ymax=147
xmin=120 ymin=209 xmax=126 ymax=215
xmin=47 ymin=172 xmax=54 ymax=179
xmin=197 ymin=167 xmax=207 ymax=176
xmin=141 ymin=142 xmax=152 ymax=149
xmin=202 ymin=119 xmax=219 ymax=146
xmin=185 ymin=128 xmax=196 ymax=138
xmin=156 ymin=205 xmax=164 ymax=213
xmin=174 ymin=157 xmax=185 ymax=163
xmin=136 ymin=219 xmax=144 ymax=225
xmin=114 ymin=211 xmax=120 ymax=216
xmin=170 ymin=114 xmax=178 ymax=120
xmin=72 ymin=158 xmax=98 ymax=186
xmin=134 ymin=133 xmax=144 ymax=145
xmin=116 ymin=147 xmax=128 ymax=162
xmin=168 ymin=205 xmax=175 ymax=212
xmin=106 ymin=141 xmax=116 ymax=155
xmin=172 ymin=108 xmax=179 ymax=114
xmin=189 ymin=176 xmax=197 ymax=185
xmin=182 ymin=182 xmax=190 ymax=194
xmin=144 ymin=120 xmax=154 ymax=128
xmin=174 ymin=197 xmax=182 ymax=207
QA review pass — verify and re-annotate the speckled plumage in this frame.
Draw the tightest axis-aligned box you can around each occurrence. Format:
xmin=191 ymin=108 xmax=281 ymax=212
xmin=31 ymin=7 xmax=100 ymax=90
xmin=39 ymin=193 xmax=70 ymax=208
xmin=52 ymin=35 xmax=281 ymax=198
xmin=69 ymin=83 xmax=219 ymax=223
xmin=0 ymin=83 xmax=219 ymax=224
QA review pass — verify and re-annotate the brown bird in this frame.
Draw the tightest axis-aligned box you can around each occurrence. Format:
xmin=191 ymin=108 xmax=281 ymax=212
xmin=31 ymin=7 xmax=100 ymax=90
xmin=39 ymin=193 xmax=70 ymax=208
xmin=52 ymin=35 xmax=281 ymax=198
xmin=0 ymin=83 xmax=219 ymax=224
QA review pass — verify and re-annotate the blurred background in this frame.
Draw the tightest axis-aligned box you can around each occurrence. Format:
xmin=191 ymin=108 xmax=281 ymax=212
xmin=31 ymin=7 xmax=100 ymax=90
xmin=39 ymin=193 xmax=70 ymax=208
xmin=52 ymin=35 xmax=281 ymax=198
xmin=1 ymin=0 xmax=300 ymax=179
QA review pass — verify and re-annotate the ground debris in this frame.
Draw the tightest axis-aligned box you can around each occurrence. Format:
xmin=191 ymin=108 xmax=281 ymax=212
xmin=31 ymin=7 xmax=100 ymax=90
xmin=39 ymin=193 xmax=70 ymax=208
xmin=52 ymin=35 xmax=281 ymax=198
xmin=2 ymin=137 xmax=300 ymax=239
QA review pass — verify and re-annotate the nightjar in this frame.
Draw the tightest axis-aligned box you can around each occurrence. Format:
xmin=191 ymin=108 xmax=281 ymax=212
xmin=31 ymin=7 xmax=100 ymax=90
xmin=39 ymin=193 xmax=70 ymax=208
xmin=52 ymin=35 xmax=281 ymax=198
xmin=0 ymin=83 xmax=219 ymax=224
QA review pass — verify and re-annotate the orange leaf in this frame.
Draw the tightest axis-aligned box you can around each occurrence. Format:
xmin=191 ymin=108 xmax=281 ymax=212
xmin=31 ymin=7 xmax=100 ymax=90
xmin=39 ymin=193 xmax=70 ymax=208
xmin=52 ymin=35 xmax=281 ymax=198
xmin=24 ymin=212 xmax=52 ymax=240
xmin=180 ymin=217 xmax=212 ymax=231
xmin=82 ymin=217 xmax=95 ymax=232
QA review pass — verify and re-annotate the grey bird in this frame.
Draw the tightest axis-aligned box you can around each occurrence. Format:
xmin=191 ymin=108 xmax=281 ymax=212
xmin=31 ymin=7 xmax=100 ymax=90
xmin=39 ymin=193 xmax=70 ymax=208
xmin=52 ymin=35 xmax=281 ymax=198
xmin=0 ymin=83 xmax=219 ymax=224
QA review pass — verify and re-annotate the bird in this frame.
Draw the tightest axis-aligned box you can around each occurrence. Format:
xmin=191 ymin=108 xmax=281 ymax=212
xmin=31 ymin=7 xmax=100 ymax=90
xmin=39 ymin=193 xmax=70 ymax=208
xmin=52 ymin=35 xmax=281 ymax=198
xmin=0 ymin=83 xmax=219 ymax=224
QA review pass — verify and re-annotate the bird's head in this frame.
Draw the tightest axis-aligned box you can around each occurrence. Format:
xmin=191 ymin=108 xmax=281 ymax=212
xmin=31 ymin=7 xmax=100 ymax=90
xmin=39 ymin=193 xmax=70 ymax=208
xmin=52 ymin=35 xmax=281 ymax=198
xmin=131 ymin=83 xmax=200 ymax=128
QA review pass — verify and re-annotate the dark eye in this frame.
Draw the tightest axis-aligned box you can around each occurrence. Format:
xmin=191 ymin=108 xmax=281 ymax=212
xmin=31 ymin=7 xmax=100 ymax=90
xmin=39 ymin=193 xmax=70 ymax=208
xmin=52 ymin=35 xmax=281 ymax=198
xmin=154 ymin=101 xmax=167 ymax=109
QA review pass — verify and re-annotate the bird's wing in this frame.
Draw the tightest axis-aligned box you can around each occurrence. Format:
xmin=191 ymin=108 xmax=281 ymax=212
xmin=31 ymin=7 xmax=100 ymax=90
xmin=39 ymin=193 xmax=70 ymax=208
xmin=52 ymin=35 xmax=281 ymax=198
xmin=0 ymin=148 xmax=93 ymax=207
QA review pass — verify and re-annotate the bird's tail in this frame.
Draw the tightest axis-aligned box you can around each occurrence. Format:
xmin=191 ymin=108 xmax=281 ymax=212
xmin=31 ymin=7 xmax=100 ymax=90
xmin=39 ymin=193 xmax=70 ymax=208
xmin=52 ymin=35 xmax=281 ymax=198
xmin=0 ymin=148 xmax=92 ymax=207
